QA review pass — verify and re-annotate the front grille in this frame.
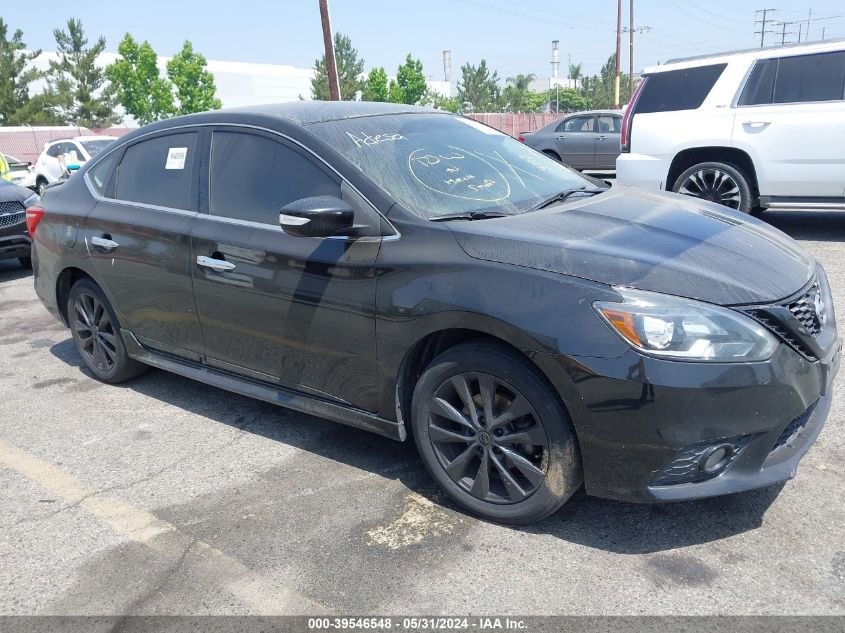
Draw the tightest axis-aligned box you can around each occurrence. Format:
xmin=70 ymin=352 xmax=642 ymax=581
xmin=787 ymin=282 xmax=822 ymax=336
xmin=750 ymin=310 xmax=816 ymax=359
xmin=0 ymin=201 xmax=26 ymax=228
xmin=771 ymin=400 xmax=817 ymax=453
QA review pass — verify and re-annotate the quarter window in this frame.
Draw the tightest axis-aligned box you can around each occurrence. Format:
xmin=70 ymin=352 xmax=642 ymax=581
xmin=209 ymin=131 xmax=340 ymax=225
xmin=740 ymin=52 xmax=845 ymax=105
xmin=636 ymin=64 xmax=727 ymax=113
xmin=88 ymin=152 xmax=119 ymax=195
xmin=114 ymin=132 xmax=198 ymax=210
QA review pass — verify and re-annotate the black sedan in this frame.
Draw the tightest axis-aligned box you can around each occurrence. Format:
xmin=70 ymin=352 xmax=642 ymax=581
xmin=0 ymin=179 xmax=39 ymax=269
xmin=29 ymin=103 xmax=840 ymax=524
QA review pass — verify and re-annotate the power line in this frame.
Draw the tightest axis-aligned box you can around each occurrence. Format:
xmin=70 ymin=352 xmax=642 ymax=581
xmin=755 ymin=8 xmax=778 ymax=47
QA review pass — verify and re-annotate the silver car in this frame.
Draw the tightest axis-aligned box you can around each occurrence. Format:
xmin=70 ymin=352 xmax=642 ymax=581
xmin=521 ymin=110 xmax=623 ymax=171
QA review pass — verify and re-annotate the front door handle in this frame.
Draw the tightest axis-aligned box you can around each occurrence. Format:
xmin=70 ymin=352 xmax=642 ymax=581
xmin=554 ymin=135 xmax=566 ymax=140
xmin=596 ymin=135 xmax=606 ymax=140
xmin=91 ymin=236 xmax=119 ymax=251
xmin=197 ymin=255 xmax=236 ymax=272
xmin=742 ymin=121 xmax=771 ymax=128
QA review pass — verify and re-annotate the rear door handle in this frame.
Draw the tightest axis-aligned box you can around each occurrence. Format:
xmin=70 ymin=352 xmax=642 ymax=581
xmin=91 ymin=236 xmax=119 ymax=251
xmin=197 ymin=255 xmax=236 ymax=272
xmin=596 ymin=135 xmax=606 ymax=140
xmin=554 ymin=135 xmax=566 ymax=140
xmin=742 ymin=121 xmax=771 ymax=127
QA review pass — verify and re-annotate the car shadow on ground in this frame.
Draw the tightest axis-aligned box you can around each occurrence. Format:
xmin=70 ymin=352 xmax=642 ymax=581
xmin=763 ymin=210 xmax=845 ymax=242
xmin=0 ymin=259 xmax=32 ymax=283
xmin=50 ymin=336 xmax=785 ymax=555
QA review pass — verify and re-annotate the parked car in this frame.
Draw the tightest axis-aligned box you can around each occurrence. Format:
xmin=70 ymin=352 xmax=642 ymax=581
xmin=617 ymin=39 xmax=845 ymax=213
xmin=2 ymin=154 xmax=36 ymax=189
xmin=30 ymin=103 xmax=840 ymax=524
xmin=33 ymin=136 xmax=116 ymax=194
xmin=0 ymin=179 xmax=39 ymax=268
xmin=520 ymin=110 xmax=623 ymax=171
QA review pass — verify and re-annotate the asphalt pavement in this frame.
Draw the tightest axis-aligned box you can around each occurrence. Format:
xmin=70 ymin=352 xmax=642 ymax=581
xmin=0 ymin=210 xmax=843 ymax=616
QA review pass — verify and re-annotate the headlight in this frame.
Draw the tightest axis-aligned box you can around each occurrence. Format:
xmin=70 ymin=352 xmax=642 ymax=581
xmin=23 ymin=192 xmax=39 ymax=208
xmin=594 ymin=287 xmax=778 ymax=362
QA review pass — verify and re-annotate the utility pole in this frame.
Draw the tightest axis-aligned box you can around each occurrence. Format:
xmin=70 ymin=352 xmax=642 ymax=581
xmin=822 ymin=26 xmax=826 ymax=40
xmin=755 ymin=8 xmax=777 ymax=47
xmin=777 ymin=21 xmax=794 ymax=45
xmin=614 ymin=0 xmax=622 ymax=109
xmin=318 ymin=0 xmax=341 ymax=100
xmin=805 ymin=8 xmax=813 ymax=41
xmin=629 ymin=0 xmax=634 ymax=97
xmin=798 ymin=23 xmax=803 ymax=42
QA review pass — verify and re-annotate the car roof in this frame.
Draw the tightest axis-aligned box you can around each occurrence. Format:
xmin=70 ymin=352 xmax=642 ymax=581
xmin=212 ymin=101 xmax=440 ymax=125
xmin=646 ymin=38 xmax=845 ymax=73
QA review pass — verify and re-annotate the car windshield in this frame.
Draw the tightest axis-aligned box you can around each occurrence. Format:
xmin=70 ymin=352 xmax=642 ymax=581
xmin=80 ymin=139 xmax=113 ymax=157
xmin=309 ymin=113 xmax=593 ymax=219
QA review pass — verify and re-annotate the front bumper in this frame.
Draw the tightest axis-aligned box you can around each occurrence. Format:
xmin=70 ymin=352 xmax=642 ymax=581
xmin=0 ymin=229 xmax=31 ymax=261
xmin=557 ymin=337 xmax=841 ymax=503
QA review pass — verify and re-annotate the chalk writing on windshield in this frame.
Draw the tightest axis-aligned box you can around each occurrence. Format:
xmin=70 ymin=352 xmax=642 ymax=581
xmin=346 ymin=131 xmax=406 ymax=149
xmin=408 ymin=146 xmax=511 ymax=202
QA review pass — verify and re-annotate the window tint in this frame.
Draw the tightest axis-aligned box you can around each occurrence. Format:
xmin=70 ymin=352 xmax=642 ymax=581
xmin=597 ymin=115 xmax=621 ymax=133
xmin=46 ymin=144 xmax=63 ymax=158
xmin=773 ymin=51 xmax=845 ymax=103
xmin=636 ymin=64 xmax=727 ymax=113
xmin=88 ymin=152 xmax=119 ymax=195
xmin=562 ymin=116 xmax=595 ymax=132
xmin=738 ymin=59 xmax=777 ymax=105
xmin=209 ymin=131 xmax=340 ymax=225
xmin=115 ymin=132 xmax=197 ymax=209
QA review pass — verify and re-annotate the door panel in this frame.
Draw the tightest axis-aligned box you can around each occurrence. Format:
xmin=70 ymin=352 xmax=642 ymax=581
xmin=595 ymin=115 xmax=622 ymax=170
xmin=554 ymin=115 xmax=596 ymax=169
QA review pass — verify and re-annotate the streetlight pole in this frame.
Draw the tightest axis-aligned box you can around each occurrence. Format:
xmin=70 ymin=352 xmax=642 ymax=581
xmin=614 ymin=0 xmax=622 ymax=109
xmin=319 ymin=0 xmax=341 ymax=100
xmin=629 ymin=0 xmax=634 ymax=98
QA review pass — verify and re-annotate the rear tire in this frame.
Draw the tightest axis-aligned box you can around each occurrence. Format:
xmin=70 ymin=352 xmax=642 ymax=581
xmin=18 ymin=256 xmax=31 ymax=269
xmin=672 ymin=161 xmax=753 ymax=214
xmin=68 ymin=278 xmax=148 ymax=384
xmin=542 ymin=150 xmax=562 ymax=162
xmin=36 ymin=179 xmax=47 ymax=196
xmin=411 ymin=340 xmax=582 ymax=525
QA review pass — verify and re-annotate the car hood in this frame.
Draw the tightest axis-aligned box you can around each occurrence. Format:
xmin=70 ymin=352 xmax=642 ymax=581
xmin=448 ymin=186 xmax=814 ymax=305
xmin=0 ymin=180 xmax=33 ymax=203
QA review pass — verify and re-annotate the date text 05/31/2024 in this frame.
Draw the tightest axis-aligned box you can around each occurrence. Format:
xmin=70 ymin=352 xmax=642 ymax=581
xmin=307 ymin=617 xmax=529 ymax=630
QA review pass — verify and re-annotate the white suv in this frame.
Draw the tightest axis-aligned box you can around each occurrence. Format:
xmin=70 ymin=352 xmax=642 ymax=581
xmin=34 ymin=136 xmax=116 ymax=194
xmin=617 ymin=40 xmax=845 ymax=214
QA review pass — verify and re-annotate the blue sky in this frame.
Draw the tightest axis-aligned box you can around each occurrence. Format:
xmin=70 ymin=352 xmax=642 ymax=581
xmin=4 ymin=0 xmax=843 ymax=80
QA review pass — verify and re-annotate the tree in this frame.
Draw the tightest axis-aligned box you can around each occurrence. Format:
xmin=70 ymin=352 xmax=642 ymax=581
xmin=395 ymin=54 xmax=426 ymax=105
xmin=47 ymin=18 xmax=119 ymax=127
xmin=0 ymin=19 xmax=56 ymax=125
xmin=420 ymin=88 xmax=461 ymax=113
xmin=568 ymin=63 xmax=583 ymax=89
xmin=362 ymin=67 xmax=389 ymax=102
xmin=311 ymin=33 xmax=365 ymax=100
xmin=456 ymin=60 xmax=499 ymax=112
xmin=107 ymin=34 xmax=175 ymax=124
xmin=548 ymin=87 xmax=589 ymax=113
xmin=579 ymin=54 xmax=632 ymax=109
xmin=500 ymin=73 xmax=535 ymax=111
xmin=166 ymin=41 xmax=222 ymax=115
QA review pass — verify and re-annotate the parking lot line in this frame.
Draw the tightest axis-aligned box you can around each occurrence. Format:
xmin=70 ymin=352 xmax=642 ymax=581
xmin=0 ymin=436 xmax=327 ymax=614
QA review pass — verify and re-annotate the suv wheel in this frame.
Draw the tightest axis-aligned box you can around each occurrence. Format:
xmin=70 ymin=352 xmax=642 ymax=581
xmin=411 ymin=341 xmax=582 ymax=525
xmin=672 ymin=161 xmax=753 ymax=214
xmin=36 ymin=179 xmax=48 ymax=196
xmin=68 ymin=278 xmax=148 ymax=383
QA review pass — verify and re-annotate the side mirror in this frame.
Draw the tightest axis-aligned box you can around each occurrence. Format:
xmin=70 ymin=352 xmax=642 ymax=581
xmin=279 ymin=196 xmax=354 ymax=238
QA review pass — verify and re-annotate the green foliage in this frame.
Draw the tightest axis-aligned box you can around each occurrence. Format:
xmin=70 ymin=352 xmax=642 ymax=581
xmin=47 ymin=18 xmax=119 ymax=127
xmin=568 ymin=63 xmax=583 ymax=89
xmin=500 ymin=73 xmax=536 ymax=111
xmin=107 ymin=34 xmax=175 ymax=124
xmin=0 ymin=19 xmax=61 ymax=125
xmin=578 ymin=54 xmax=632 ymax=109
xmin=387 ymin=79 xmax=403 ymax=104
xmin=363 ymin=67 xmax=389 ymax=102
xmin=456 ymin=59 xmax=499 ymax=112
xmin=420 ymin=88 xmax=461 ymax=113
xmin=166 ymin=41 xmax=222 ymax=115
xmin=547 ymin=87 xmax=589 ymax=113
xmin=311 ymin=33 xmax=365 ymax=100
xmin=396 ymin=54 xmax=426 ymax=105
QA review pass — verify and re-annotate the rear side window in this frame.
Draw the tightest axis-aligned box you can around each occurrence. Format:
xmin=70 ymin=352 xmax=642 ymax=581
xmin=561 ymin=116 xmax=595 ymax=132
xmin=114 ymin=132 xmax=198 ymax=210
xmin=740 ymin=52 xmax=845 ymax=105
xmin=636 ymin=64 xmax=727 ymax=113
xmin=597 ymin=115 xmax=621 ymax=133
xmin=209 ymin=131 xmax=340 ymax=225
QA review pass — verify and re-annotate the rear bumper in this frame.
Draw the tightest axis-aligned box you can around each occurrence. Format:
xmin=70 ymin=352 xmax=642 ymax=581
xmin=556 ymin=336 xmax=841 ymax=503
xmin=615 ymin=153 xmax=670 ymax=190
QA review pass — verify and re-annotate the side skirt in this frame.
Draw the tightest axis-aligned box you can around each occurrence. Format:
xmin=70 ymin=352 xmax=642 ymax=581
xmin=121 ymin=329 xmax=406 ymax=442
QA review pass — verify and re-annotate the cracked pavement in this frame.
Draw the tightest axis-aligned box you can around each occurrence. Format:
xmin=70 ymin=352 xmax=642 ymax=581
xmin=0 ymin=210 xmax=844 ymax=615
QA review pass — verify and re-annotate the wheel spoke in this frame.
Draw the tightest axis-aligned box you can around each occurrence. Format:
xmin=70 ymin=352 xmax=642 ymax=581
xmin=92 ymin=339 xmax=106 ymax=368
xmin=477 ymin=374 xmax=496 ymax=425
xmin=98 ymin=330 xmax=116 ymax=346
xmin=469 ymin=449 xmax=491 ymax=499
xmin=496 ymin=423 xmax=547 ymax=446
xmin=431 ymin=397 xmax=475 ymax=432
xmin=74 ymin=301 xmax=92 ymax=329
xmin=490 ymin=452 xmax=527 ymax=502
xmin=429 ymin=423 xmax=474 ymax=444
xmin=99 ymin=338 xmax=116 ymax=362
xmin=498 ymin=446 xmax=545 ymax=487
xmin=445 ymin=444 xmax=478 ymax=480
xmin=489 ymin=394 xmax=532 ymax=430
xmin=451 ymin=375 xmax=479 ymax=427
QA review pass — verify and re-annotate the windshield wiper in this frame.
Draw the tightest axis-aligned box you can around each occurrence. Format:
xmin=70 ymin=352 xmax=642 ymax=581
xmin=429 ymin=210 xmax=513 ymax=222
xmin=530 ymin=186 xmax=605 ymax=211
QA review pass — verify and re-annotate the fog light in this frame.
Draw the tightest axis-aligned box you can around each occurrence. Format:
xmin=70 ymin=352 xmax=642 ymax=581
xmin=699 ymin=444 xmax=734 ymax=474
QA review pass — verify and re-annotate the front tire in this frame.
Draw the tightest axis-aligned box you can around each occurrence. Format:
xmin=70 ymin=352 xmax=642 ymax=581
xmin=672 ymin=161 xmax=753 ymax=213
xmin=411 ymin=341 xmax=582 ymax=525
xmin=68 ymin=278 xmax=148 ymax=384
xmin=18 ymin=256 xmax=31 ymax=269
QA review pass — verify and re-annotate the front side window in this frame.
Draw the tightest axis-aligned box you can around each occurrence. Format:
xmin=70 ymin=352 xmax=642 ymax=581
xmin=563 ymin=116 xmax=595 ymax=133
xmin=209 ymin=131 xmax=341 ymax=225
xmin=636 ymin=63 xmax=727 ymax=113
xmin=114 ymin=132 xmax=198 ymax=209
xmin=308 ymin=113 xmax=592 ymax=219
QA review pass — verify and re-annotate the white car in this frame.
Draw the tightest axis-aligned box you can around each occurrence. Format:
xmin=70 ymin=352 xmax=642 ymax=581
xmin=33 ymin=136 xmax=116 ymax=194
xmin=2 ymin=154 xmax=36 ymax=189
xmin=617 ymin=39 xmax=845 ymax=214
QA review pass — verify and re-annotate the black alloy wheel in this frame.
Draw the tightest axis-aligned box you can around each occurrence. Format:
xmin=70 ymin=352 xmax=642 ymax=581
xmin=427 ymin=372 xmax=549 ymax=504
xmin=73 ymin=291 xmax=118 ymax=372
